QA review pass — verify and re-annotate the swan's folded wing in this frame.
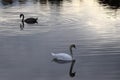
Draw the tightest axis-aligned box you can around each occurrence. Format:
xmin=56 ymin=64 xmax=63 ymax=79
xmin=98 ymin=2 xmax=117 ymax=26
xmin=51 ymin=53 xmax=72 ymax=61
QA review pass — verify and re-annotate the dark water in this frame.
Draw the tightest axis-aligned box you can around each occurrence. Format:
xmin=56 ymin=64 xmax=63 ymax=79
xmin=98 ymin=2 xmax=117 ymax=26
xmin=0 ymin=0 xmax=120 ymax=80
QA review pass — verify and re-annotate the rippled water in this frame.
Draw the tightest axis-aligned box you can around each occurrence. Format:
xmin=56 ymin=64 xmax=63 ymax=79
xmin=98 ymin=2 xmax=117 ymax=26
xmin=0 ymin=0 xmax=120 ymax=80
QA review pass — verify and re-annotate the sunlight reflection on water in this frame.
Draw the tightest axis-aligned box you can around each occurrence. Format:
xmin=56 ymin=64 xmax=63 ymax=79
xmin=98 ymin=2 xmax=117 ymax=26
xmin=0 ymin=0 xmax=119 ymax=36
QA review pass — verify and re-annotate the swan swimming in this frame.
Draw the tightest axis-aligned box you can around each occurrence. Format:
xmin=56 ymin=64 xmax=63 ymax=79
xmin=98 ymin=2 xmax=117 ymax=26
xmin=51 ymin=44 xmax=76 ymax=61
xmin=20 ymin=14 xmax=38 ymax=24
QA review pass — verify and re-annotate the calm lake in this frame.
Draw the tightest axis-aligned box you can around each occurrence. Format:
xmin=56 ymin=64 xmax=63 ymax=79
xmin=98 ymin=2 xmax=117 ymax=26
xmin=0 ymin=0 xmax=120 ymax=80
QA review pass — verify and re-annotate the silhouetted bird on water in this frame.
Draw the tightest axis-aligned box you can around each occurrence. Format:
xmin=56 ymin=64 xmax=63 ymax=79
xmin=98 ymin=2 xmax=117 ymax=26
xmin=20 ymin=14 xmax=38 ymax=24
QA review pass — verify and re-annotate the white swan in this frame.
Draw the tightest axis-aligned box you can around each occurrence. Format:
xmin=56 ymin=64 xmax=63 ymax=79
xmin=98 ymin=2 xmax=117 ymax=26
xmin=51 ymin=44 xmax=76 ymax=61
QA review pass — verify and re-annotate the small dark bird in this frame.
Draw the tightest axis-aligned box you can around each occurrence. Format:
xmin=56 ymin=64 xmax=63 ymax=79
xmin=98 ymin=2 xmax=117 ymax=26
xmin=20 ymin=14 xmax=38 ymax=24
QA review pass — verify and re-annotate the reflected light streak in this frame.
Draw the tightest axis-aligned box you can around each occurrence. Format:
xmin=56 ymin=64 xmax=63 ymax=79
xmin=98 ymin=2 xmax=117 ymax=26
xmin=80 ymin=0 xmax=118 ymax=36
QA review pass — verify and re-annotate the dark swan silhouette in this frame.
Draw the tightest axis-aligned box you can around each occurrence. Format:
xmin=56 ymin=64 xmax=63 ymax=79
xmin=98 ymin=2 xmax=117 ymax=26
xmin=20 ymin=14 xmax=38 ymax=24
xmin=51 ymin=44 xmax=76 ymax=61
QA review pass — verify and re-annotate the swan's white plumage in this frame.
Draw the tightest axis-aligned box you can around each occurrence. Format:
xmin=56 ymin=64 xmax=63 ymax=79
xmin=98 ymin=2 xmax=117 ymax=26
xmin=51 ymin=53 xmax=72 ymax=61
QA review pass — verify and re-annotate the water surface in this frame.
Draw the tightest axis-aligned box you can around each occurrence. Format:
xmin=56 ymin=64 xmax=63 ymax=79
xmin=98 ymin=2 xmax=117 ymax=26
xmin=0 ymin=0 xmax=120 ymax=80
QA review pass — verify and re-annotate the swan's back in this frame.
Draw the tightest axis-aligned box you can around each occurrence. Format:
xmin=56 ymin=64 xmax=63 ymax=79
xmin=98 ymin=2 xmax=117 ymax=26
xmin=24 ymin=18 xmax=38 ymax=24
xmin=51 ymin=53 xmax=72 ymax=61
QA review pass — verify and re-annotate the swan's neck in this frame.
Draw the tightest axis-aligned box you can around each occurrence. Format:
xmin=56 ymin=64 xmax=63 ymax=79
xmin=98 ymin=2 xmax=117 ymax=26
xmin=21 ymin=14 xmax=24 ymax=22
xmin=70 ymin=47 xmax=73 ymax=58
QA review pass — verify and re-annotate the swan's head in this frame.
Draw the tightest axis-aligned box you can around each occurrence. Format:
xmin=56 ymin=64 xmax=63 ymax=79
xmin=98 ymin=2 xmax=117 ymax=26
xmin=20 ymin=14 xmax=24 ymax=18
xmin=70 ymin=44 xmax=76 ymax=49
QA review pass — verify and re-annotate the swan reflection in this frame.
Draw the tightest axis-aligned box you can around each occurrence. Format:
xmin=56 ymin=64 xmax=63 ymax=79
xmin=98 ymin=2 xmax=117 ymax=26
xmin=20 ymin=21 xmax=24 ymax=30
xmin=52 ymin=59 xmax=76 ymax=77
xmin=52 ymin=58 xmax=72 ymax=64
xmin=69 ymin=60 xmax=76 ymax=77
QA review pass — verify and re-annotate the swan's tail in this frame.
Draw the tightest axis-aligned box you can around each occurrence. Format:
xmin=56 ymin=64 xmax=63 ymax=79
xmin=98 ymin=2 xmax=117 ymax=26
xmin=51 ymin=53 xmax=55 ymax=56
xmin=36 ymin=18 xmax=38 ymax=20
